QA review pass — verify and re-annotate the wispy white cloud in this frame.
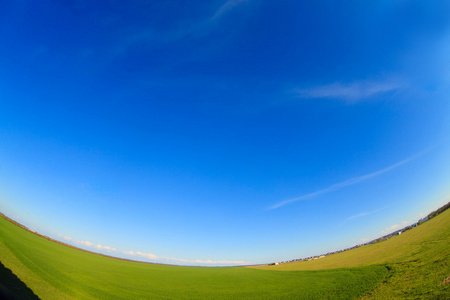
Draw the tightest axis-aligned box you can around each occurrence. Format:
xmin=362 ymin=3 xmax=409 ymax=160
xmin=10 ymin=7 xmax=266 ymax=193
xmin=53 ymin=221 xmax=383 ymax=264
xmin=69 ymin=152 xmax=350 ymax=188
xmin=57 ymin=233 xmax=73 ymax=241
xmin=211 ymin=0 xmax=249 ymax=21
xmin=73 ymin=240 xmax=116 ymax=252
xmin=136 ymin=251 xmax=157 ymax=260
xmin=54 ymin=236 xmax=247 ymax=265
xmin=94 ymin=244 xmax=116 ymax=251
xmin=419 ymin=211 xmax=432 ymax=218
xmin=386 ymin=224 xmax=401 ymax=231
xmin=345 ymin=206 xmax=390 ymax=221
xmin=202 ymin=259 xmax=249 ymax=264
xmin=379 ymin=220 xmax=410 ymax=236
xmin=109 ymin=1 xmax=249 ymax=59
xmin=293 ymin=80 xmax=403 ymax=102
xmin=268 ymin=149 xmax=429 ymax=210
xmin=121 ymin=250 xmax=249 ymax=265
xmin=55 ymin=234 xmax=153 ymax=255
xmin=169 ymin=257 xmax=249 ymax=265
xmin=78 ymin=240 xmax=93 ymax=247
xmin=53 ymin=235 xmax=247 ymax=265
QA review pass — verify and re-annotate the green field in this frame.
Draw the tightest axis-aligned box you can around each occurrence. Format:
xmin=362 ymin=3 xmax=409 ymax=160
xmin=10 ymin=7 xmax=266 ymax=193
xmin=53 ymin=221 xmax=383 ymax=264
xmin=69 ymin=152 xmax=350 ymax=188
xmin=251 ymin=207 xmax=450 ymax=299
xmin=1 ymin=208 xmax=449 ymax=299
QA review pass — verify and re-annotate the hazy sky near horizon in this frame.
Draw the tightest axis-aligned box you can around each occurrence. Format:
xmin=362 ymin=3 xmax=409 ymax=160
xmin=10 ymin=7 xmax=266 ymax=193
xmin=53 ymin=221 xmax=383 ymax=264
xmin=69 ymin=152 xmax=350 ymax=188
xmin=1 ymin=0 xmax=450 ymax=266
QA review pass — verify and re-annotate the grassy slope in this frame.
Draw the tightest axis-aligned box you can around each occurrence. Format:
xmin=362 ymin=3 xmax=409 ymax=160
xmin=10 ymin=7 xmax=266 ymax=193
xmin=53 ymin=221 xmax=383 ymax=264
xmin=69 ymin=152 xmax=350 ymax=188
xmin=0 ymin=217 xmax=385 ymax=300
xmin=250 ymin=208 xmax=450 ymax=299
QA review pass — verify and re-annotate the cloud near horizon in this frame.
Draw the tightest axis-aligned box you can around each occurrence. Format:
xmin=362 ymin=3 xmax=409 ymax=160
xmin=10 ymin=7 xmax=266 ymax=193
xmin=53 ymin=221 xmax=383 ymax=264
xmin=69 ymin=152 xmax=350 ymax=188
xmin=95 ymin=244 xmax=116 ymax=251
xmin=66 ymin=238 xmax=116 ymax=252
xmin=122 ymin=250 xmax=249 ymax=265
xmin=293 ymin=80 xmax=403 ymax=102
xmin=57 ymin=233 xmax=73 ymax=241
xmin=78 ymin=240 xmax=93 ymax=247
xmin=169 ymin=257 xmax=249 ymax=265
xmin=136 ymin=251 xmax=157 ymax=260
xmin=379 ymin=220 xmax=410 ymax=236
xmin=55 ymin=233 xmax=248 ymax=265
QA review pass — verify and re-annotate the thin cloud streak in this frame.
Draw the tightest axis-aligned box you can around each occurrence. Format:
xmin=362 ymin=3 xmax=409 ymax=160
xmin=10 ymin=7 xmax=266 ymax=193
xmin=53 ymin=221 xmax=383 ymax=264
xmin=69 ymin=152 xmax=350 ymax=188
xmin=211 ymin=0 xmax=249 ymax=21
xmin=345 ymin=205 xmax=391 ymax=221
xmin=268 ymin=148 xmax=431 ymax=210
xmin=294 ymin=80 xmax=403 ymax=101
xmin=110 ymin=1 xmax=249 ymax=59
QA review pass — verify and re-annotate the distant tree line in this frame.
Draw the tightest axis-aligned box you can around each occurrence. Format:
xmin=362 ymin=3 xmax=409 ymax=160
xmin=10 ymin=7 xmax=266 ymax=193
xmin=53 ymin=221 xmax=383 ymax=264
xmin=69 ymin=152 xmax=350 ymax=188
xmin=269 ymin=201 xmax=450 ymax=266
xmin=426 ymin=201 xmax=450 ymax=220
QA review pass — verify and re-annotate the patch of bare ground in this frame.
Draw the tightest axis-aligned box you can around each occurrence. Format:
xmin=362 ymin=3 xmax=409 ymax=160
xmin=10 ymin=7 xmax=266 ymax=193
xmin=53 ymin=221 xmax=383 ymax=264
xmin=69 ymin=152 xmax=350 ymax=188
xmin=440 ymin=276 xmax=450 ymax=286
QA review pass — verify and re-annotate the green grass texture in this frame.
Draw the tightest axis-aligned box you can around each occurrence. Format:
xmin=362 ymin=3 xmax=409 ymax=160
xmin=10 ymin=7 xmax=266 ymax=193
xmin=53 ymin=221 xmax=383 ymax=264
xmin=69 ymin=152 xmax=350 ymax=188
xmin=251 ymin=208 xmax=450 ymax=299
xmin=0 ymin=217 xmax=387 ymax=299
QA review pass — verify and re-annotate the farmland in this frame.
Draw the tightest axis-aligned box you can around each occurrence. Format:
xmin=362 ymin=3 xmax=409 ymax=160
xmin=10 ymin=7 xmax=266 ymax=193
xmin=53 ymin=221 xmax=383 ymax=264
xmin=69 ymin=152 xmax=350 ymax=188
xmin=0 ymin=207 xmax=449 ymax=299
xmin=250 ymin=206 xmax=450 ymax=299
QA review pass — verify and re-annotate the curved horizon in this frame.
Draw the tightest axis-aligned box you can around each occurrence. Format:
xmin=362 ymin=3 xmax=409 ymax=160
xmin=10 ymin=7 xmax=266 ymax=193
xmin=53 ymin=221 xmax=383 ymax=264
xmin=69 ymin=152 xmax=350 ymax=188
xmin=0 ymin=0 xmax=449 ymax=266
xmin=1 ymin=200 xmax=447 ymax=267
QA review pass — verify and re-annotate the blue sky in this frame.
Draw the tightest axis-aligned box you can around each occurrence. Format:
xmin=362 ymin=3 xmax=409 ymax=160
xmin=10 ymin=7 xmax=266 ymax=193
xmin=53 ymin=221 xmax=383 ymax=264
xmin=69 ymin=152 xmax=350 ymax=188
xmin=0 ymin=0 xmax=449 ymax=266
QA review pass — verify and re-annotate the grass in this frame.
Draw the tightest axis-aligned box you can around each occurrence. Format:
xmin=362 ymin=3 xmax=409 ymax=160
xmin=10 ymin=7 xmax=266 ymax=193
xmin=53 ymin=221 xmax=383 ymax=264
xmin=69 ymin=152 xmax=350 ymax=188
xmin=0 ymin=216 xmax=386 ymax=299
xmin=0 ymin=208 xmax=449 ymax=299
xmin=249 ymin=208 xmax=450 ymax=299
